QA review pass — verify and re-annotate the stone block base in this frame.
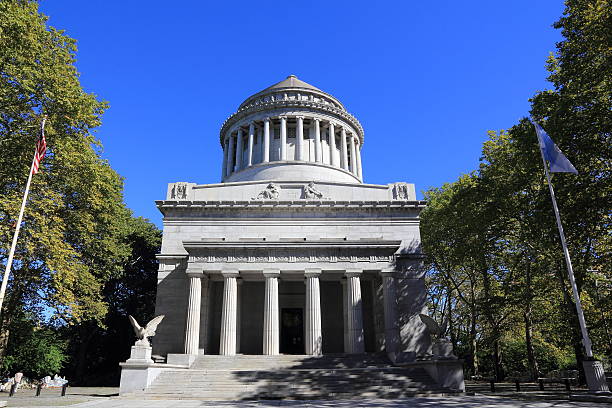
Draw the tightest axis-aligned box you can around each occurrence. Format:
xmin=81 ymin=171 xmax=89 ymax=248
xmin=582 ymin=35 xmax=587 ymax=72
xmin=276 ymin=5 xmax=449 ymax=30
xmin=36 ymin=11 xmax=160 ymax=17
xmin=399 ymin=359 xmax=465 ymax=392
xmin=126 ymin=345 xmax=153 ymax=364
xmin=167 ymin=353 xmax=197 ymax=367
xmin=583 ymin=360 xmax=610 ymax=392
xmin=119 ymin=351 xmax=192 ymax=395
xmin=119 ymin=363 xmax=165 ymax=395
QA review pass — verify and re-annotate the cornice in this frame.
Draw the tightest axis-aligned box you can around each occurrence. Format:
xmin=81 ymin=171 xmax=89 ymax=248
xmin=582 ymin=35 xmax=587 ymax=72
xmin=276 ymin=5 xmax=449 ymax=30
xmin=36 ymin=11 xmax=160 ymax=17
xmin=156 ymin=199 xmax=426 ymax=217
xmin=219 ymin=99 xmax=364 ymax=146
xmin=183 ymin=239 xmax=403 ymax=250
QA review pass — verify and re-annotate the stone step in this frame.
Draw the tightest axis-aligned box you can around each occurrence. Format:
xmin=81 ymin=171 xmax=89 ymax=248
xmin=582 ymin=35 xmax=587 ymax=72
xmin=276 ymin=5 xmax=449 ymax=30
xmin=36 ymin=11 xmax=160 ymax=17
xmin=190 ymin=353 xmax=394 ymax=370
xmin=141 ymin=354 xmax=453 ymax=399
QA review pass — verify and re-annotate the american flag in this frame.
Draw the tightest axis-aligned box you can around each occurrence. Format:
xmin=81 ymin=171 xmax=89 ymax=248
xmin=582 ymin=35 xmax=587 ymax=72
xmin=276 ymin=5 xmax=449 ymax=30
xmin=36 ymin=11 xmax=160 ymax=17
xmin=32 ymin=116 xmax=47 ymax=174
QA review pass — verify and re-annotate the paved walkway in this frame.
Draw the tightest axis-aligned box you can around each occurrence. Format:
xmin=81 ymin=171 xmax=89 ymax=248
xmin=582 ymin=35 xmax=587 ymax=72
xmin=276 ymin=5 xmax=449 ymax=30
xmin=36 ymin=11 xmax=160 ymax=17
xmin=2 ymin=386 xmax=611 ymax=408
xmin=3 ymin=396 xmax=612 ymax=408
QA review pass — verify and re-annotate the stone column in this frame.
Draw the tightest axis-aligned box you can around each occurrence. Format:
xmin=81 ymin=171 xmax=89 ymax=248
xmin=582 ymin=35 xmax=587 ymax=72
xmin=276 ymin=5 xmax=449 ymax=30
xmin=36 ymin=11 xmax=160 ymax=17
xmin=219 ymin=271 xmax=238 ymax=356
xmin=226 ymin=133 xmax=235 ymax=177
xmin=296 ymin=116 xmax=304 ymax=161
xmin=345 ymin=270 xmax=365 ymax=354
xmin=247 ymin=122 xmax=255 ymax=167
xmin=280 ymin=116 xmax=287 ymax=160
xmin=234 ymin=128 xmax=243 ymax=172
xmin=221 ymin=137 xmax=228 ymax=179
xmin=263 ymin=118 xmax=270 ymax=163
xmin=340 ymin=127 xmax=349 ymax=170
xmin=305 ymin=269 xmax=322 ymax=356
xmin=199 ymin=276 xmax=210 ymax=354
xmin=184 ymin=272 xmax=202 ymax=355
xmin=349 ymin=135 xmax=357 ymax=176
xmin=236 ymin=279 xmax=242 ymax=353
xmin=314 ymin=119 xmax=322 ymax=163
xmin=381 ymin=270 xmax=400 ymax=355
xmin=341 ymin=279 xmax=349 ymax=353
xmin=356 ymin=140 xmax=363 ymax=181
xmin=328 ymin=122 xmax=337 ymax=166
xmin=263 ymin=269 xmax=280 ymax=355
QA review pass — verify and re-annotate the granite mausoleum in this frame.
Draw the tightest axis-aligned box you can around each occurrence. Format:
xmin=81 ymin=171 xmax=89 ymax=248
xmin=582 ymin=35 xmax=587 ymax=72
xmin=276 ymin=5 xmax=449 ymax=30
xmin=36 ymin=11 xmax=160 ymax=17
xmin=119 ymin=76 xmax=465 ymax=397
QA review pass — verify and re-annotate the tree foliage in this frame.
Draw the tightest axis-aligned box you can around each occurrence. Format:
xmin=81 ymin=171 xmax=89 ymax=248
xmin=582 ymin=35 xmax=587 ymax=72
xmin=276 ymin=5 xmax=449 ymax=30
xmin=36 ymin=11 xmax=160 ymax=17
xmin=0 ymin=0 xmax=161 ymax=383
xmin=421 ymin=0 xmax=611 ymax=380
xmin=0 ymin=0 xmax=131 ymax=342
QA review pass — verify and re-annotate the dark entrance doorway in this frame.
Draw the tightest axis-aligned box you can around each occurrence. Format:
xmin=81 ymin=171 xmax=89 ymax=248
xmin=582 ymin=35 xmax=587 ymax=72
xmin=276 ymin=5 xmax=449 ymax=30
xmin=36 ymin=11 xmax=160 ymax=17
xmin=280 ymin=308 xmax=304 ymax=354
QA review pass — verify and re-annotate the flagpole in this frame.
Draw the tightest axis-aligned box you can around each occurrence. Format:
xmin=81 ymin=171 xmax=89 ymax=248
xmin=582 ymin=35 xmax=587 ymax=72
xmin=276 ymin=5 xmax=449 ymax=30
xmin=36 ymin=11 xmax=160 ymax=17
xmin=0 ymin=115 xmax=47 ymax=320
xmin=0 ymin=153 xmax=37 ymax=318
xmin=537 ymin=142 xmax=593 ymax=358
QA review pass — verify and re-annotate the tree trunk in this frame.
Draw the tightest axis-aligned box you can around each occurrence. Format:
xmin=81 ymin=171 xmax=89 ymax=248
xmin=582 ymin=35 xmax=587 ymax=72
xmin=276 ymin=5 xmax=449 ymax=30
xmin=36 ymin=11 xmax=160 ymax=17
xmin=524 ymin=309 xmax=539 ymax=380
xmin=0 ymin=319 xmax=9 ymax=361
xmin=493 ymin=337 xmax=503 ymax=381
xmin=524 ymin=263 xmax=539 ymax=380
xmin=75 ymin=324 xmax=96 ymax=384
xmin=470 ymin=305 xmax=479 ymax=375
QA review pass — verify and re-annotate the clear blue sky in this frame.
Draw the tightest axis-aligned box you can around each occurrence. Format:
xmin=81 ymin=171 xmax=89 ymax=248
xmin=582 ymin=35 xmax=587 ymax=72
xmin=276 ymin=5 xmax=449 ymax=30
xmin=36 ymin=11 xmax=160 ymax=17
xmin=39 ymin=1 xmax=564 ymax=227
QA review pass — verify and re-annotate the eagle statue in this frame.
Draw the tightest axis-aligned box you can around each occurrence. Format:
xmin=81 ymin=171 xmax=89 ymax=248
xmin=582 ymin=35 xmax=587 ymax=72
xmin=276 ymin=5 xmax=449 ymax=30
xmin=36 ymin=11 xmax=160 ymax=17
xmin=128 ymin=315 xmax=165 ymax=347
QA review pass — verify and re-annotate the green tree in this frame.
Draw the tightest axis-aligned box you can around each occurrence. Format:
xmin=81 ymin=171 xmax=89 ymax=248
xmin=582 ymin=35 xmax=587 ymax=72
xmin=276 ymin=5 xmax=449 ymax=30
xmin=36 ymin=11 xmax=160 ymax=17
xmin=0 ymin=0 xmax=132 ymax=359
xmin=64 ymin=217 xmax=161 ymax=385
xmin=422 ymin=0 xmax=611 ymax=380
xmin=1 ymin=313 xmax=67 ymax=379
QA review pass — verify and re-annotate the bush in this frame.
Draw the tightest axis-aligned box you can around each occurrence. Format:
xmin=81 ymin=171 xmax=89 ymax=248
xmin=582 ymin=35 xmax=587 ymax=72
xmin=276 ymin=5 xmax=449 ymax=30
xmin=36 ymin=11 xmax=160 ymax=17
xmin=2 ymin=318 xmax=67 ymax=379
xmin=501 ymin=337 xmax=576 ymax=378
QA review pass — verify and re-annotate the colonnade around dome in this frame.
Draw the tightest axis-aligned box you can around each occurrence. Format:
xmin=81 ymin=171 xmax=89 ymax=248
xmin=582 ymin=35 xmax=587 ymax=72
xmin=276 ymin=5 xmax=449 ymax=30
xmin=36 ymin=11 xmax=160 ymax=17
xmin=221 ymin=115 xmax=363 ymax=182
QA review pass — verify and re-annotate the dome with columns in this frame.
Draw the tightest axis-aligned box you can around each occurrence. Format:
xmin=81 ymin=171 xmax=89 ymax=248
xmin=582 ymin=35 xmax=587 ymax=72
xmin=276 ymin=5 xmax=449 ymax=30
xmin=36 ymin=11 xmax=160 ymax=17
xmin=220 ymin=75 xmax=364 ymax=184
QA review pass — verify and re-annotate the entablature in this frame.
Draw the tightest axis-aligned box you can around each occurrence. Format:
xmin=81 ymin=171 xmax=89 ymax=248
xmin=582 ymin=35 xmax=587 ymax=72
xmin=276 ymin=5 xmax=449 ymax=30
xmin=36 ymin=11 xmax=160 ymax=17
xmin=156 ymin=199 xmax=426 ymax=218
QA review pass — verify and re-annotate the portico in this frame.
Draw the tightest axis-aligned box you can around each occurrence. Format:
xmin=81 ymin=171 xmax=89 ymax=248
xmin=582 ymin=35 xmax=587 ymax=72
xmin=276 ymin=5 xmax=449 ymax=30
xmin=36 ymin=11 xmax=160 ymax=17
xmin=179 ymin=239 xmax=401 ymax=357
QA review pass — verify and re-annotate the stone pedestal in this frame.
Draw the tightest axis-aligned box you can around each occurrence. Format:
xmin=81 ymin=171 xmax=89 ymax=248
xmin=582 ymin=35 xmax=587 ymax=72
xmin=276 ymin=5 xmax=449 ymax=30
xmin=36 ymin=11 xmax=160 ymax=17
xmin=583 ymin=360 xmax=610 ymax=392
xmin=126 ymin=345 xmax=153 ymax=364
xmin=120 ymin=346 xmax=158 ymax=394
xmin=432 ymin=339 xmax=456 ymax=359
xmin=400 ymin=359 xmax=465 ymax=392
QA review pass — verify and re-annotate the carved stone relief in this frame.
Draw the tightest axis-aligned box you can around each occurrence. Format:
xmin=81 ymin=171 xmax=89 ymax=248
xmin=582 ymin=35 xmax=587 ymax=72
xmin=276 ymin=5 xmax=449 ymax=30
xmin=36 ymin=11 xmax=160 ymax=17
xmin=302 ymin=182 xmax=325 ymax=199
xmin=253 ymin=183 xmax=280 ymax=200
xmin=187 ymin=248 xmax=393 ymax=264
xmin=170 ymin=182 xmax=189 ymax=200
xmin=392 ymin=183 xmax=410 ymax=200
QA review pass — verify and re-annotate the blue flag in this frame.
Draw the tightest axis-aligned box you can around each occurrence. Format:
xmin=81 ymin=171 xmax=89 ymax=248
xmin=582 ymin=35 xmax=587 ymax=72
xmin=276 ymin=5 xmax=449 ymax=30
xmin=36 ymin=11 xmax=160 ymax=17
xmin=531 ymin=120 xmax=578 ymax=174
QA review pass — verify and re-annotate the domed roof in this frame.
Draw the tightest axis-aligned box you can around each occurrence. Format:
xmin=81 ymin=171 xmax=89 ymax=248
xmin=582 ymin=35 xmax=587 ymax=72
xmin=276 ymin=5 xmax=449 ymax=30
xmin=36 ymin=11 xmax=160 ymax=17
xmin=238 ymin=75 xmax=345 ymax=110
xmin=263 ymin=75 xmax=322 ymax=92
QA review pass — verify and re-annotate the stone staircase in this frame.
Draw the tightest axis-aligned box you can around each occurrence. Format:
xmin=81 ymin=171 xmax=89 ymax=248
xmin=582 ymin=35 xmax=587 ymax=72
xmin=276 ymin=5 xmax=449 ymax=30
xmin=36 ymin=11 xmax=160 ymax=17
xmin=139 ymin=353 xmax=458 ymax=400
